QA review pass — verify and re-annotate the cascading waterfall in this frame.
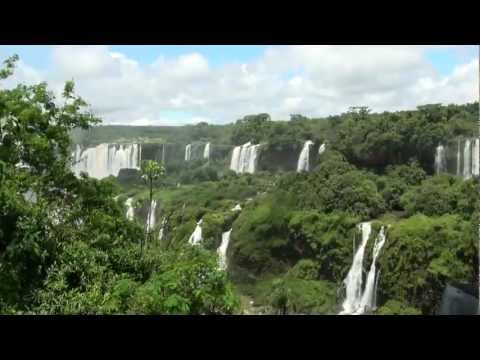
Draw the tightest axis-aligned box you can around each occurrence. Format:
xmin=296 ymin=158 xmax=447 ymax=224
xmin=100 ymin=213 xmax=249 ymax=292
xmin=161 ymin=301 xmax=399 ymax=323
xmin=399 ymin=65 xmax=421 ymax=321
xmin=231 ymin=204 xmax=242 ymax=212
xmin=339 ymin=221 xmax=372 ymax=315
xmin=297 ymin=140 xmax=314 ymax=172
xmin=230 ymin=146 xmax=241 ymax=172
xmin=185 ymin=144 xmax=192 ymax=161
xmin=472 ymin=138 xmax=480 ymax=176
xmin=456 ymin=140 xmax=461 ymax=176
xmin=229 ymin=142 xmax=260 ymax=174
xmin=217 ymin=229 xmax=232 ymax=270
xmin=203 ymin=142 xmax=210 ymax=160
xmin=158 ymin=217 xmax=167 ymax=241
xmin=188 ymin=219 xmax=203 ymax=245
xmin=463 ymin=139 xmax=472 ymax=179
xmin=72 ymin=143 xmax=140 ymax=179
xmin=434 ymin=138 xmax=479 ymax=179
xmin=318 ymin=143 xmax=326 ymax=155
xmin=434 ymin=145 xmax=447 ymax=174
xmin=146 ymin=199 xmax=157 ymax=232
xmin=125 ymin=197 xmax=135 ymax=220
xmin=357 ymin=226 xmax=387 ymax=314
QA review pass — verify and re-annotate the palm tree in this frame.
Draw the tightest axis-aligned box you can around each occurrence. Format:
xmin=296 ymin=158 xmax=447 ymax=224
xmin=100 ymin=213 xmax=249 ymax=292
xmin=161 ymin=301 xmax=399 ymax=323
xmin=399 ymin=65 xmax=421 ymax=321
xmin=140 ymin=160 xmax=165 ymax=253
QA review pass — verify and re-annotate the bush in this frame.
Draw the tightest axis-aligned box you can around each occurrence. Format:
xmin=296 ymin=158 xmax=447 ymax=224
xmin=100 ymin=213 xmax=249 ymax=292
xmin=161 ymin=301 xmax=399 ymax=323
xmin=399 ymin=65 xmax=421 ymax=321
xmin=376 ymin=300 xmax=421 ymax=315
xmin=267 ymin=276 xmax=337 ymax=314
xmin=378 ymin=214 xmax=477 ymax=314
xmin=288 ymin=259 xmax=320 ymax=281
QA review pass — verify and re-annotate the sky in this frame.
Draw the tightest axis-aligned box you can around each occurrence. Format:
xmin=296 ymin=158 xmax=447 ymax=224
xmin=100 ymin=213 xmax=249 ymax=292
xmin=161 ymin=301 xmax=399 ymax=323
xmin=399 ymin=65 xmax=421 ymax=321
xmin=0 ymin=45 xmax=478 ymax=126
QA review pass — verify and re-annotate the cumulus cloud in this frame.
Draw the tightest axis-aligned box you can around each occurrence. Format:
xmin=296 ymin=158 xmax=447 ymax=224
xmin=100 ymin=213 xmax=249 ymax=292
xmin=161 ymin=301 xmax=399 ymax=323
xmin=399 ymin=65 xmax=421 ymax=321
xmin=2 ymin=45 xmax=478 ymax=125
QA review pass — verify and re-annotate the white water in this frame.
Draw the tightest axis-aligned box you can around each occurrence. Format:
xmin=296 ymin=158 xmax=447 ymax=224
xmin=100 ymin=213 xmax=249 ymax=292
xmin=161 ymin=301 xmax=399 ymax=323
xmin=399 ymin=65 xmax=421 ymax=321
xmin=463 ymin=139 xmax=472 ymax=179
xmin=72 ymin=143 xmax=140 ymax=179
xmin=297 ymin=140 xmax=314 ymax=172
xmin=203 ymin=142 xmax=210 ymax=160
xmin=146 ymin=199 xmax=157 ymax=232
xmin=456 ymin=140 xmax=461 ymax=176
xmin=229 ymin=142 xmax=260 ymax=174
xmin=125 ymin=197 xmax=135 ymax=220
xmin=23 ymin=189 xmax=37 ymax=203
xmin=188 ymin=219 xmax=203 ymax=245
xmin=185 ymin=144 xmax=192 ymax=161
xmin=434 ymin=145 xmax=446 ymax=174
xmin=356 ymin=226 xmax=387 ymax=314
xmin=318 ymin=143 xmax=326 ymax=155
xmin=339 ymin=221 xmax=372 ymax=315
xmin=217 ymin=229 xmax=232 ymax=270
xmin=435 ymin=138 xmax=480 ymax=179
xmin=472 ymin=138 xmax=479 ymax=176
xmin=231 ymin=204 xmax=242 ymax=212
xmin=158 ymin=217 xmax=167 ymax=240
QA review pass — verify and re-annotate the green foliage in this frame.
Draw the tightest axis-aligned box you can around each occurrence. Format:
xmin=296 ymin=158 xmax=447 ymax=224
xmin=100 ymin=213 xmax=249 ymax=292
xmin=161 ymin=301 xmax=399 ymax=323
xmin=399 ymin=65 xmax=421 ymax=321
xmin=129 ymin=245 xmax=239 ymax=314
xmin=279 ymin=152 xmax=385 ymax=219
xmin=288 ymin=211 xmax=360 ymax=282
xmin=378 ymin=215 xmax=477 ymax=314
xmin=141 ymin=160 xmax=165 ymax=183
xmin=230 ymin=192 xmax=295 ymax=275
xmin=401 ymin=175 xmax=479 ymax=219
xmin=266 ymin=275 xmax=337 ymax=314
xmin=328 ymin=104 xmax=477 ymax=172
xmin=376 ymin=300 xmax=422 ymax=315
xmin=287 ymin=259 xmax=320 ymax=281
xmin=0 ymin=55 xmax=240 ymax=315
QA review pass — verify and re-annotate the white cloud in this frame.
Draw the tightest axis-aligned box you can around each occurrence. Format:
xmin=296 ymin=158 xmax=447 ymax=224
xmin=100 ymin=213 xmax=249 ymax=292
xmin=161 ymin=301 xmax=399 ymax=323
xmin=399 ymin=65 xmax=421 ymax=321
xmin=2 ymin=45 xmax=478 ymax=125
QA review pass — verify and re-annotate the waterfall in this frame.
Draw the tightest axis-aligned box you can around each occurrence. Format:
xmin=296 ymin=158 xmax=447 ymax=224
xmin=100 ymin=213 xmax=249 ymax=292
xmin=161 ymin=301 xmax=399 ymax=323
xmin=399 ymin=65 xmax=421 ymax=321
xmin=339 ymin=221 xmax=372 ymax=315
xmin=318 ymin=143 xmax=326 ymax=155
xmin=125 ymin=197 xmax=134 ymax=220
xmin=456 ymin=139 xmax=461 ymax=176
xmin=230 ymin=146 xmax=242 ymax=172
xmin=434 ymin=138 xmax=480 ymax=179
xmin=229 ymin=142 xmax=260 ymax=174
xmin=72 ymin=143 xmax=140 ymax=179
xmin=188 ymin=219 xmax=203 ymax=245
xmin=357 ymin=226 xmax=387 ymax=314
xmin=463 ymin=139 xmax=472 ymax=179
xmin=297 ymin=140 xmax=314 ymax=172
xmin=434 ymin=144 xmax=447 ymax=174
xmin=217 ymin=229 xmax=232 ymax=270
xmin=185 ymin=144 xmax=192 ymax=161
xmin=472 ymin=138 xmax=479 ymax=176
xmin=203 ymin=142 xmax=210 ymax=160
xmin=23 ymin=189 xmax=37 ymax=203
xmin=231 ymin=204 xmax=242 ymax=212
xmin=146 ymin=199 xmax=157 ymax=232
xmin=158 ymin=217 xmax=167 ymax=240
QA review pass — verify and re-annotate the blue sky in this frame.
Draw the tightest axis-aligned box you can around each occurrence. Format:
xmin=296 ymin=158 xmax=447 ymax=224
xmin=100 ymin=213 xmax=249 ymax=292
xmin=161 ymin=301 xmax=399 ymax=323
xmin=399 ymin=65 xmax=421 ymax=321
xmin=0 ymin=45 xmax=267 ymax=69
xmin=1 ymin=45 xmax=474 ymax=75
xmin=0 ymin=45 xmax=477 ymax=125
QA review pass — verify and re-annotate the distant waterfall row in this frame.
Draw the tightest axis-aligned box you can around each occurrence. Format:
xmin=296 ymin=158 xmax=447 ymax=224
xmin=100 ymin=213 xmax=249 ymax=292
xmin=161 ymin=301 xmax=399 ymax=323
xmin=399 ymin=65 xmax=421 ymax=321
xmin=339 ymin=222 xmax=387 ymax=315
xmin=435 ymin=138 xmax=479 ymax=179
xmin=72 ymin=144 xmax=140 ymax=179
xmin=72 ymin=140 xmax=327 ymax=179
xmin=184 ymin=142 xmax=210 ymax=162
xmin=230 ymin=142 xmax=261 ymax=174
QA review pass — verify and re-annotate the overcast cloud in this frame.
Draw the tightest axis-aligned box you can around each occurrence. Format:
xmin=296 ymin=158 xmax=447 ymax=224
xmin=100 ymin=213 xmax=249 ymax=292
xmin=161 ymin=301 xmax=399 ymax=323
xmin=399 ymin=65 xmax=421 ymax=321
xmin=2 ymin=45 xmax=478 ymax=125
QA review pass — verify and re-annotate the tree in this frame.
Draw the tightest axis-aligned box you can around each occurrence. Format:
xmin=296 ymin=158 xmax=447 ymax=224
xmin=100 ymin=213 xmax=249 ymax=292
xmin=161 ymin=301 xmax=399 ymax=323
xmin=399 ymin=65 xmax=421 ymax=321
xmin=141 ymin=160 xmax=165 ymax=250
xmin=0 ymin=55 xmax=102 ymax=309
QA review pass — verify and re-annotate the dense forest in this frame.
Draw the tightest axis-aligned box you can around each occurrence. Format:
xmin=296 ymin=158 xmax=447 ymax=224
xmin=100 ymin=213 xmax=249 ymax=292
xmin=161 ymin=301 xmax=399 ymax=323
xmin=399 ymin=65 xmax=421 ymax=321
xmin=1 ymin=55 xmax=479 ymax=315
